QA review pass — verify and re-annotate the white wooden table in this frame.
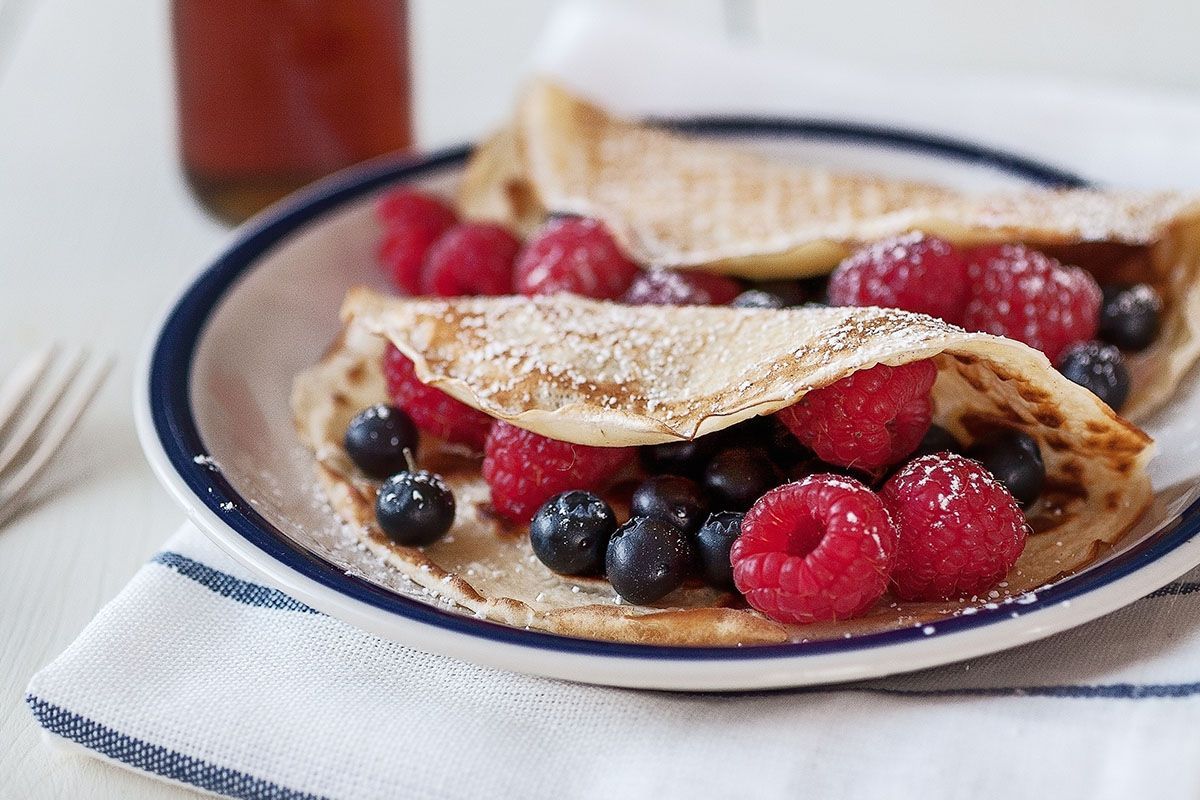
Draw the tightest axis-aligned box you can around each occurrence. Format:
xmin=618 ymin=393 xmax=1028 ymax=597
xmin=1 ymin=1 xmax=1196 ymax=797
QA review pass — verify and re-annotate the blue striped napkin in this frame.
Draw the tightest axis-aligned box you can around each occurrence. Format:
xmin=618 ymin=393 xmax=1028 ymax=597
xmin=26 ymin=523 xmax=1200 ymax=799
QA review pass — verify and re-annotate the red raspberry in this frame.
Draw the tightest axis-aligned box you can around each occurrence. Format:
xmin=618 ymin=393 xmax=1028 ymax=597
xmin=383 ymin=344 xmax=494 ymax=450
xmin=881 ymin=452 xmax=1028 ymax=601
xmin=482 ymin=421 xmax=634 ymax=522
xmin=962 ymin=244 xmax=1101 ymax=363
xmin=374 ymin=189 xmax=458 ymax=294
xmin=514 ymin=218 xmax=639 ymax=299
xmin=828 ymin=233 xmax=970 ymax=324
xmin=419 ymin=222 xmax=519 ymax=297
xmin=621 ymin=270 xmax=742 ymax=306
xmin=730 ymin=474 xmax=898 ymax=624
xmin=777 ymin=360 xmax=937 ymax=473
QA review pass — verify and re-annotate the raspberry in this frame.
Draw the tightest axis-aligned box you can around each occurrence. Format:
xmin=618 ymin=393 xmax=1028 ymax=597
xmin=419 ymin=222 xmax=520 ymax=297
xmin=881 ymin=452 xmax=1028 ymax=601
xmin=482 ymin=421 xmax=634 ymax=522
xmin=514 ymin=218 xmax=639 ymax=299
xmin=383 ymin=344 xmax=494 ymax=450
xmin=730 ymin=474 xmax=898 ymax=624
xmin=962 ymin=244 xmax=1101 ymax=363
xmin=828 ymin=233 xmax=970 ymax=324
xmin=374 ymin=189 xmax=458 ymax=294
xmin=377 ymin=188 xmax=459 ymax=229
xmin=622 ymin=270 xmax=742 ymax=306
xmin=777 ymin=360 xmax=937 ymax=473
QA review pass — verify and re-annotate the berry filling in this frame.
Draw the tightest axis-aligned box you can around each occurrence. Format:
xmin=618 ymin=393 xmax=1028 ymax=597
xmin=419 ymin=222 xmax=520 ymax=297
xmin=777 ymin=359 xmax=937 ymax=473
xmin=730 ymin=475 xmax=898 ymax=624
xmin=514 ymin=217 xmax=640 ymax=299
xmin=482 ymin=421 xmax=634 ymax=523
xmin=963 ymin=244 xmax=1102 ymax=363
xmin=383 ymin=344 xmax=494 ymax=450
xmin=373 ymin=189 xmax=458 ymax=294
xmin=881 ymin=453 xmax=1027 ymax=601
xmin=622 ymin=270 xmax=742 ymax=306
xmin=829 ymin=233 xmax=970 ymax=323
xmin=353 ymin=198 xmax=1126 ymax=624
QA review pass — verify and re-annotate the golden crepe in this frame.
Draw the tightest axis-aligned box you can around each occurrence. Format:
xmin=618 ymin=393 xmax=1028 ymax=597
xmin=291 ymin=288 xmax=1153 ymax=646
xmin=458 ymin=80 xmax=1200 ymax=420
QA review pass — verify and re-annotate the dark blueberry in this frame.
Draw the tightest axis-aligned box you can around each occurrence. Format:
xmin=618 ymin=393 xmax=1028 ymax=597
xmin=1057 ymin=340 xmax=1131 ymax=411
xmin=375 ymin=470 xmax=455 ymax=546
xmin=761 ymin=418 xmax=812 ymax=468
xmin=529 ymin=491 xmax=617 ymax=575
xmin=605 ymin=516 xmax=693 ymax=604
xmin=912 ymin=424 xmax=964 ymax=459
xmin=721 ymin=417 xmax=810 ymax=468
xmin=692 ymin=511 xmax=744 ymax=590
xmin=703 ymin=447 xmax=780 ymax=510
xmin=800 ymin=276 xmax=831 ymax=305
xmin=732 ymin=290 xmax=786 ymax=309
xmin=965 ymin=430 xmax=1045 ymax=509
xmin=1099 ymin=283 xmax=1162 ymax=351
xmin=631 ymin=475 xmax=709 ymax=534
xmin=640 ymin=437 xmax=720 ymax=478
xmin=748 ymin=279 xmax=807 ymax=307
xmin=344 ymin=404 xmax=419 ymax=480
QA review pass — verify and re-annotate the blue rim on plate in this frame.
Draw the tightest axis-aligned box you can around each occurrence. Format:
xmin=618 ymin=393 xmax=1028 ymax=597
xmin=147 ymin=119 xmax=1200 ymax=661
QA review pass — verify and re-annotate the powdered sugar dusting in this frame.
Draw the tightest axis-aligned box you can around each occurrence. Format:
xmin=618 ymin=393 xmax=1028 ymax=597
xmin=358 ymin=293 xmax=967 ymax=439
xmin=524 ymin=84 xmax=1199 ymax=268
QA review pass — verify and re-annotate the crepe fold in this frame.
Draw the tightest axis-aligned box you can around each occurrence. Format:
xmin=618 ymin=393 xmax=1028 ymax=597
xmin=458 ymin=80 xmax=1200 ymax=420
xmin=291 ymin=289 xmax=1152 ymax=646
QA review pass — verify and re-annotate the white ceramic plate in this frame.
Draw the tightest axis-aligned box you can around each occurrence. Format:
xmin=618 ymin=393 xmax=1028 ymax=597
xmin=136 ymin=121 xmax=1200 ymax=691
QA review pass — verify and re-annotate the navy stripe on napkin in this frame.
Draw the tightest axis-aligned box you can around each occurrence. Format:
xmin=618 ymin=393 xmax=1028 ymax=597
xmin=151 ymin=552 xmax=318 ymax=614
xmin=146 ymin=551 xmax=1200 ymax=700
xmin=25 ymin=696 xmax=325 ymax=800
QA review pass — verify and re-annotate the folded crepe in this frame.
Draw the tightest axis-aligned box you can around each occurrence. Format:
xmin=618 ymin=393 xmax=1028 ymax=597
xmin=292 ymin=288 xmax=1153 ymax=646
xmin=458 ymin=80 xmax=1200 ymax=420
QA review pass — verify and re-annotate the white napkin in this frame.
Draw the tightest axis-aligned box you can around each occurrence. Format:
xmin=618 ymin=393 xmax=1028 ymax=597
xmin=26 ymin=524 xmax=1200 ymax=799
xmin=29 ymin=3 xmax=1200 ymax=798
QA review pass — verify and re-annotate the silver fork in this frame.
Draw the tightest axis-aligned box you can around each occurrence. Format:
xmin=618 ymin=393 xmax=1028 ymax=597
xmin=0 ymin=345 xmax=113 ymax=528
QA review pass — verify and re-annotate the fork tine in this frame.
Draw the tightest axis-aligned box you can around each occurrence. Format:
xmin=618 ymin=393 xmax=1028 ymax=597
xmin=0 ymin=343 xmax=58 ymax=439
xmin=0 ymin=347 xmax=87 ymax=477
xmin=0 ymin=355 xmax=113 ymax=528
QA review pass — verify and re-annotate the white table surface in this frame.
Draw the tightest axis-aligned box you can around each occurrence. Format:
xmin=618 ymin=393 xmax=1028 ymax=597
xmin=2 ymin=1 xmax=1197 ymax=798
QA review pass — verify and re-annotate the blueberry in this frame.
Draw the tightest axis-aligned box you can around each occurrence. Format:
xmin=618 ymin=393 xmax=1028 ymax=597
xmin=965 ymin=430 xmax=1045 ymax=508
xmin=375 ymin=470 xmax=455 ymax=546
xmin=529 ymin=491 xmax=616 ymax=575
xmin=640 ymin=437 xmax=719 ymax=478
xmin=631 ymin=475 xmax=709 ymax=534
xmin=692 ymin=511 xmax=744 ymax=590
xmin=747 ymin=279 xmax=807 ymax=307
xmin=912 ymin=424 xmax=963 ymax=459
xmin=605 ymin=516 xmax=693 ymax=604
xmin=721 ymin=417 xmax=810 ymax=469
xmin=1057 ymin=340 xmax=1131 ymax=411
xmin=761 ymin=418 xmax=812 ymax=468
xmin=732 ymin=290 xmax=786 ymax=309
xmin=703 ymin=447 xmax=780 ymax=510
xmin=800 ymin=276 xmax=830 ymax=302
xmin=1100 ymin=283 xmax=1162 ymax=351
xmin=344 ymin=404 xmax=419 ymax=480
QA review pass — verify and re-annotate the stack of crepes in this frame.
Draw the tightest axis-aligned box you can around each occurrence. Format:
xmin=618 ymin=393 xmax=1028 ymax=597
xmin=293 ymin=80 xmax=1200 ymax=645
xmin=461 ymin=80 xmax=1200 ymax=421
